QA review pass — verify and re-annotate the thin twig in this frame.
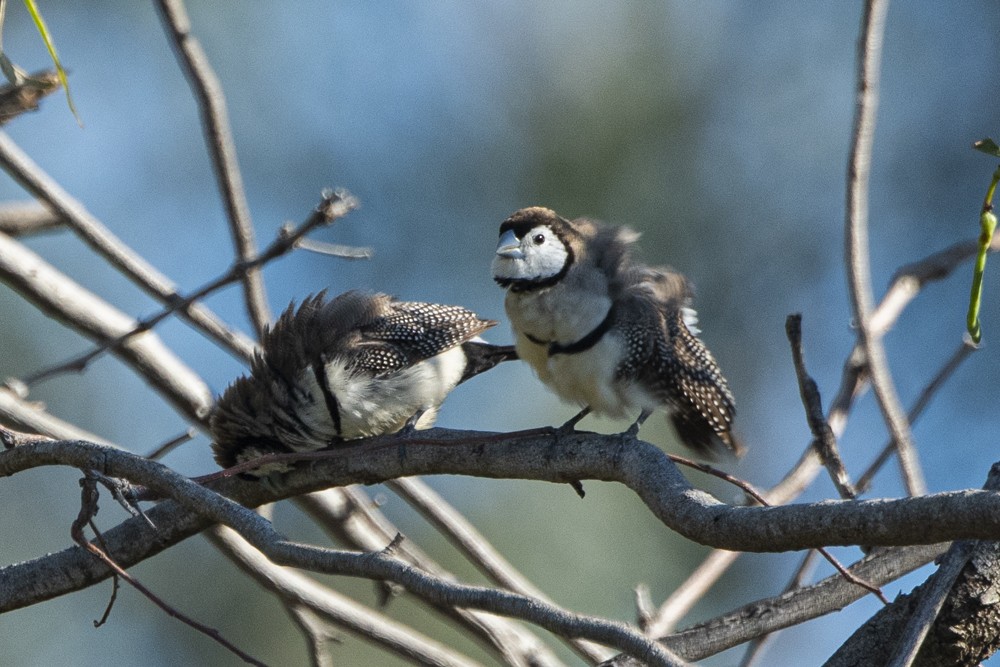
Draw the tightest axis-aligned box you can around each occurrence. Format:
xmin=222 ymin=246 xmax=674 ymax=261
xmin=145 ymin=427 xmax=198 ymax=461
xmin=844 ymin=0 xmax=925 ymax=495
xmin=738 ymin=550 xmax=821 ymax=667
xmin=292 ymin=232 xmax=373 ymax=260
xmin=154 ymin=0 xmax=271 ymax=336
xmin=785 ymin=314 xmax=856 ymax=498
xmin=389 ymin=476 xmax=613 ymax=663
xmin=71 ymin=476 xmax=266 ymax=666
xmin=0 ymin=132 xmax=257 ymax=362
xmin=18 ymin=191 xmax=355 ymax=389
xmin=0 ymin=232 xmax=214 ymax=423
xmin=644 ymin=549 xmax=740 ymax=637
xmin=210 ymin=525 xmax=481 ymax=667
xmin=856 ymin=338 xmax=975 ymax=493
xmin=647 ymin=330 xmax=976 ymax=634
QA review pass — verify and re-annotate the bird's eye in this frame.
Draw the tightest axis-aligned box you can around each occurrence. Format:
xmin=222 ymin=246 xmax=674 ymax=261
xmin=532 ymin=233 xmax=545 ymax=245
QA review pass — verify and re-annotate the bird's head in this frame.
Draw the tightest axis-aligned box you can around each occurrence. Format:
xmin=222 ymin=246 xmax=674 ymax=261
xmin=492 ymin=207 xmax=577 ymax=291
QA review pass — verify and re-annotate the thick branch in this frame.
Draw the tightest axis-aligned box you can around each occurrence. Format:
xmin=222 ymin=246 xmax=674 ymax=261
xmin=210 ymin=526 xmax=480 ymax=667
xmin=0 ymin=132 xmax=257 ymax=361
xmin=5 ymin=433 xmax=1000 ymax=609
xmin=826 ymin=468 xmax=1000 ymax=667
xmin=0 ymin=232 xmax=213 ymax=423
xmin=0 ymin=201 xmax=63 ymax=236
xmin=602 ymin=543 xmax=946 ymax=665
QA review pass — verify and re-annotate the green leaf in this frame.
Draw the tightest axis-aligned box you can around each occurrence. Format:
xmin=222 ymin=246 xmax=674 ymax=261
xmin=21 ymin=0 xmax=79 ymax=124
xmin=973 ymin=138 xmax=1000 ymax=158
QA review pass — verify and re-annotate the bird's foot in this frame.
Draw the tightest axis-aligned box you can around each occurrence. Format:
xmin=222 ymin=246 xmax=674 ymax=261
xmin=399 ymin=408 xmax=428 ymax=437
xmin=624 ymin=409 xmax=652 ymax=439
xmin=556 ymin=406 xmax=592 ymax=436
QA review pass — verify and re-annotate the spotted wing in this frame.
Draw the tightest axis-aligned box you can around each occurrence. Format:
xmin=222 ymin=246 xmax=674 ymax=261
xmin=616 ymin=285 xmax=738 ymax=457
xmin=349 ymin=299 xmax=496 ymax=376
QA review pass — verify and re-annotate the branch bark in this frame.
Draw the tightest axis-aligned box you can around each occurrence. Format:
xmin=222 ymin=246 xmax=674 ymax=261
xmin=0 ymin=232 xmax=214 ymax=423
xmin=4 ymin=434 xmax=1000 ymax=609
xmin=844 ymin=0 xmax=925 ymax=495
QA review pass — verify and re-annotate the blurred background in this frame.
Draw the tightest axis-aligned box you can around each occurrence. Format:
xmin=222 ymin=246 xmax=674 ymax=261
xmin=2 ymin=1 xmax=999 ymax=664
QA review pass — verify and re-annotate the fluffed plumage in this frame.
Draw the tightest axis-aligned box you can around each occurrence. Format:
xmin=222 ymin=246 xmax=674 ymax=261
xmin=211 ymin=290 xmax=516 ymax=470
xmin=492 ymin=207 xmax=740 ymax=458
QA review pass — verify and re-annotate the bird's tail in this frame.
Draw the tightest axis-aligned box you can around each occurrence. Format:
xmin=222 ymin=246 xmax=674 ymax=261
xmin=458 ymin=342 xmax=519 ymax=384
xmin=669 ymin=407 xmax=745 ymax=459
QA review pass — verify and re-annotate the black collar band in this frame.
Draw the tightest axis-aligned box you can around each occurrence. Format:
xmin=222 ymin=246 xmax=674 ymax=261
xmin=527 ymin=305 xmax=616 ymax=357
xmin=494 ymin=271 xmax=564 ymax=293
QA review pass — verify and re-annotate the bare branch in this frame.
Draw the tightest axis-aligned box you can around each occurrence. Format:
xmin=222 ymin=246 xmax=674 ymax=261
xmin=210 ymin=526 xmax=480 ymax=667
xmin=856 ymin=338 xmax=976 ymax=493
xmin=738 ymin=551 xmax=821 ymax=667
xmin=298 ymin=488 xmax=569 ymax=667
xmin=5 ymin=434 xmax=1000 ymax=600
xmin=844 ymin=0 xmax=925 ymax=495
xmin=15 ymin=434 xmax=1000 ymax=663
xmin=145 ymin=427 xmax=198 ymax=460
xmin=826 ymin=467 xmax=1000 ymax=666
xmin=71 ymin=477 xmax=266 ymax=666
xmin=885 ymin=465 xmax=1000 ymax=666
xmin=0 ymin=232 xmax=213 ymax=423
xmin=293 ymin=235 xmax=373 ymax=260
xmin=0 ymin=132 xmax=257 ymax=361
xmin=17 ymin=191 xmax=356 ymax=390
xmin=154 ymin=0 xmax=271 ymax=336
xmin=785 ymin=314 xmax=856 ymax=499
xmin=603 ymin=544 xmax=946 ymax=666
xmin=0 ymin=201 xmax=63 ymax=236
xmin=0 ymin=388 xmax=114 ymax=445
xmin=389 ymin=476 xmax=613 ymax=663
xmin=645 ymin=550 xmax=740 ymax=637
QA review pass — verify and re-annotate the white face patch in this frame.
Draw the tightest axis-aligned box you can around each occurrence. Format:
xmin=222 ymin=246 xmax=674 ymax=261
xmin=492 ymin=225 xmax=570 ymax=282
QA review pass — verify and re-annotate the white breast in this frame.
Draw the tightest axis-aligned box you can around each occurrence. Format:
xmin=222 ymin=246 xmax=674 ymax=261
xmin=505 ymin=280 xmax=642 ymax=419
xmin=546 ymin=332 xmax=633 ymax=417
xmin=293 ymin=346 xmax=468 ymax=442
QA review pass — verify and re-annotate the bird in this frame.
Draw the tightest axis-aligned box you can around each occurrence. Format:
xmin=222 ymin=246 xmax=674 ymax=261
xmin=211 ymin=290 xmax=517 ymax=471
xmin=491 ymin=206 xmax=741 ymax=458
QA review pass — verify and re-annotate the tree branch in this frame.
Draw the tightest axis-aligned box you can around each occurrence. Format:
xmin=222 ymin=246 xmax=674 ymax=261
xmin=297 ymin=488 xmax=568 ymax=666
xmin=0 ymin=200 xmax=63 ymax=236
xmin=210 ymin=526 xmax=481 ymax=667
xmin=0 ymin=132 xmax=257 ymax=362
xmin=154 ymin=0 xmax=271 ymax=336
xmin=844 ymin=0 xmax=925 ymax=494
xmin=602 ymin=543 xmax=946 ymax=665
xmin=826 ymin=466 xmax=1000 ymax=666
xmin=0 ymin=232 xmax=214 ymax=423
xmin=389 ymin=476 xmax=612 ymax=663
xmin=4 ymin=434 xmax=1000 ymax=604
xmin=785 ymin=314 xmax=855 ymax=498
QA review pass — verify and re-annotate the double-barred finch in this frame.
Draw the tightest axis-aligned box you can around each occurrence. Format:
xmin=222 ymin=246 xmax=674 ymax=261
xmin=492 ymin=206 xmax=742 ymax=458
xmin=211 ymin=290 xmax=517 ymax=471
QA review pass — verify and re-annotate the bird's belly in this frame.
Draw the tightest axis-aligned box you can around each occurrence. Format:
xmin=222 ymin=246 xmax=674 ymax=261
xmin=545 ymin=336 xmax=633 ymax=418
xmin=320 ymin=347 xmax=466 ymax=439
